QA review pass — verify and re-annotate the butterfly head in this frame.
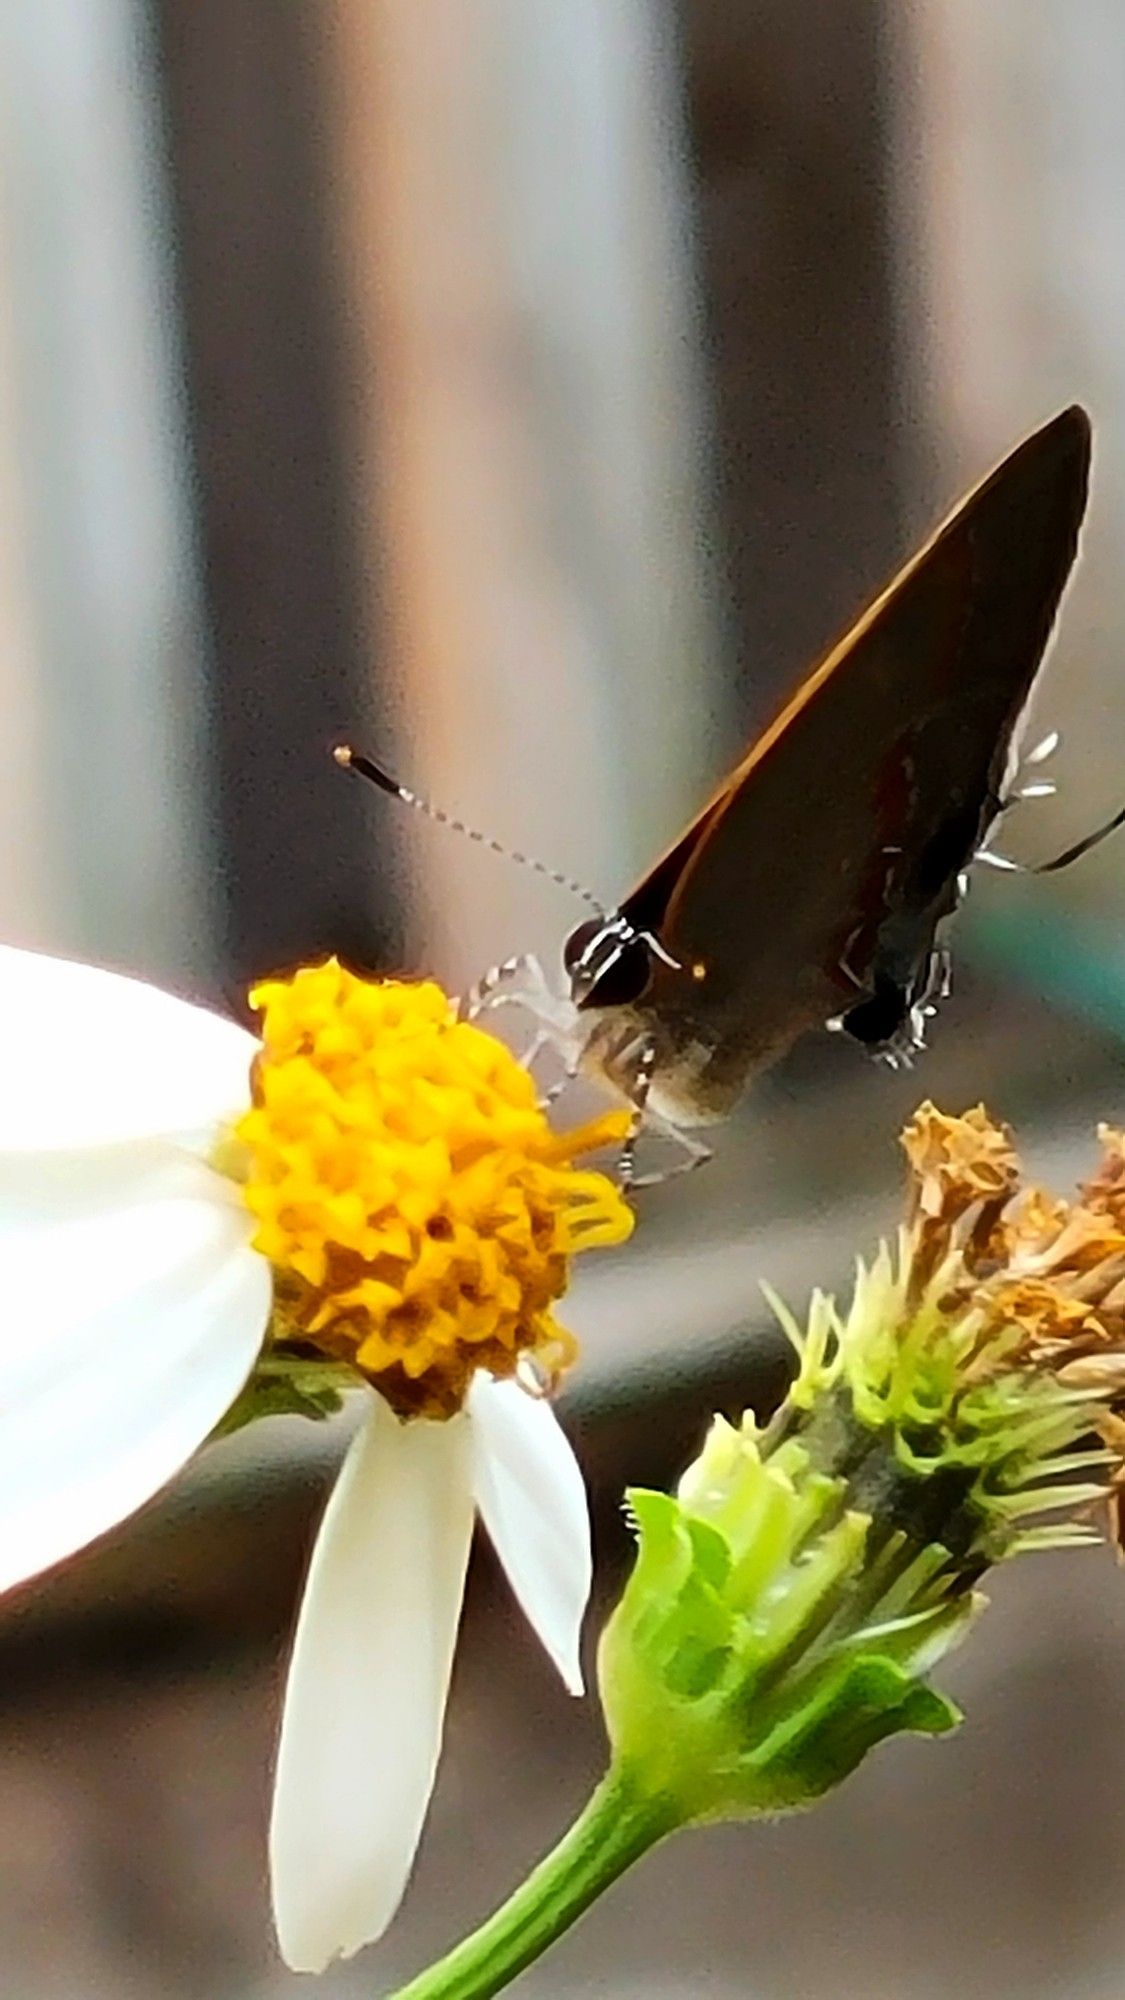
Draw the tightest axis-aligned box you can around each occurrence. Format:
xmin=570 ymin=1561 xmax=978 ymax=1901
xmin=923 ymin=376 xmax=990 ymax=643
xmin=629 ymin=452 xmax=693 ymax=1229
xmin=563 ymin=913 xmax=658 ymax=1011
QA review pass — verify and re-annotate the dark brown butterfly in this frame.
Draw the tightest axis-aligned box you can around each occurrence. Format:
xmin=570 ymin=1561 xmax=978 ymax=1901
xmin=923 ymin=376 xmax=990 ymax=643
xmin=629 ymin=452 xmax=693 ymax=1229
xmin=343 ymin=405 xmax=1096 ymax=1180
xmin=560 ymin=405 xmax=1092 ymax=1159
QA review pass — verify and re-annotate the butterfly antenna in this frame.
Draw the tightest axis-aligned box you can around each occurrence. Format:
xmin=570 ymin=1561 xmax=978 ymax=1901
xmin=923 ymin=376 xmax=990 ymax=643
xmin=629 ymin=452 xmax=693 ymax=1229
xmin=1034 ymin=799 xmax=1125 ymax=875
xmin=334 ymin=745 xmax=605 ymax=912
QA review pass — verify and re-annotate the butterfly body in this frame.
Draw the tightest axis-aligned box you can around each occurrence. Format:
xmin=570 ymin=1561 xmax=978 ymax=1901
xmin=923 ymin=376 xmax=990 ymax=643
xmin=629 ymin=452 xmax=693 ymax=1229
xmin=562 ymin=405 xmax=1092 ymax=1139
xmin=343 ymin=406 xmax=1094 ymax=1180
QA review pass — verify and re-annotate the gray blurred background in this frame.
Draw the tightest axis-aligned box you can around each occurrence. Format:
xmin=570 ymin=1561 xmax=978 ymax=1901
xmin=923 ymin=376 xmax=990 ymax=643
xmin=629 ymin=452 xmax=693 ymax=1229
xmin=2 ymin=2 xmax=1125 ymax=1995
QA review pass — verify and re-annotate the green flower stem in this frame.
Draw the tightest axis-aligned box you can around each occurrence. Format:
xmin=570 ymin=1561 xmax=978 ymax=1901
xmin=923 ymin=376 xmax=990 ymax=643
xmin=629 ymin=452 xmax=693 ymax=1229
xmin=383 ymin=1769 xmax=674 ymax=2000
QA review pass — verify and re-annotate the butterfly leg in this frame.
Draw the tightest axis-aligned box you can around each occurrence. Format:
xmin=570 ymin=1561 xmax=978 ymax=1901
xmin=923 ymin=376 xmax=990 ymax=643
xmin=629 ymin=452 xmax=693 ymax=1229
xmin=616 ymin=1037 xmax=655 ymax=1191
xmin=926 ymin=942 xmax=953 ymax=1006
xmin=986 ymin=728 xmax=1061 ymax=867
xmin=902 ymin=946 xmax=948 ymax=1054
xmin=627 ymin=1109 xmax=712 ymax=1188
xmin=518 ymin=1028 xmax=582 ymax=1110
xmin=538 ymin=1054 xmax=581 ymax=1108
xmin=614 ymin=1035 xmax=711 ymax=1189
xmin=1000 ymin=727 xmax=1061 ymax=808
xmin=462 ymin=954 xmax=586 ymax=1109
xmin=517 ymin=1027 xmax=550 ymax=1072
xmin=463 ymin=952 xmax=579 ymax=1038
xmin=464 ymin=952 xmax=547 ymax=1019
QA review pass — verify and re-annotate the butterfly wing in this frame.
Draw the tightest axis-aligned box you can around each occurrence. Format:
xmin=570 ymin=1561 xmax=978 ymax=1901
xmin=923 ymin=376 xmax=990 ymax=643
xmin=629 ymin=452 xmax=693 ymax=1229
xmin=620 ymin=404 xmax=1091 ymax=1113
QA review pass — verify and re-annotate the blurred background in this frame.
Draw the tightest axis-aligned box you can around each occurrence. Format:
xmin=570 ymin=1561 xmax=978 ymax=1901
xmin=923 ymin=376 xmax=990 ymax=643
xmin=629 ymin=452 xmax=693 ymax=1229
xmin=2 ymin=3 xmax=1125 ymax=1995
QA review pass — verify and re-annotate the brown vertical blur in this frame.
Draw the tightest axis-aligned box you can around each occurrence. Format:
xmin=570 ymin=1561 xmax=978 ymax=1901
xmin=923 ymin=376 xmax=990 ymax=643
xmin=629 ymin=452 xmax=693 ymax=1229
xmin=313 ymin=2 xmax=720 ymax=994
xmin=683 ymin=0 xmax=906 ymax=723
xmin=151 ymin=1 xmax=400 ymax=993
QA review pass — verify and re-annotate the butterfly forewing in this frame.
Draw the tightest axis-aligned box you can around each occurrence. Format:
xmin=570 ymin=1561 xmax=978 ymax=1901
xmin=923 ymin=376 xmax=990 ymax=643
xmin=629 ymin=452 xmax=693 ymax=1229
xmin=615 ymin=405 xmax=1091 ymax=1116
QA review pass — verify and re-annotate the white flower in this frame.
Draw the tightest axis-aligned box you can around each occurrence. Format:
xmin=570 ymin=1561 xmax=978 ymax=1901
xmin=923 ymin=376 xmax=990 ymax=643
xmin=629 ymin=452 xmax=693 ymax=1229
xmin=0 ymin=946 xmax=629 ymax=1970
xmin=271 ymin=1374 xmax=589 ymax=1969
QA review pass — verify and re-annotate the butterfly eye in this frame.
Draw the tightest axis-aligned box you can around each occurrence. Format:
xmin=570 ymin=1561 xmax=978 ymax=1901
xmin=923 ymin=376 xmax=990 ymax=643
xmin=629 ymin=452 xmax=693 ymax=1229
xmin=564 ymin=918 xmax=654 ymax=1009
xmin=562 ymin=918 xmax=604 ymax=978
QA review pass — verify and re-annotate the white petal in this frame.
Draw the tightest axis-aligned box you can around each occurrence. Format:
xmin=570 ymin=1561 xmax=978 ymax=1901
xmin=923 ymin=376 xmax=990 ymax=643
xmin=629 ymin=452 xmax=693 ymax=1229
xmin=270 ymin=1397 xmax=475 ymax=1972
xmin=0 ymin=1151 xmax=269 ymax=1593
xmin=468 ymin=1374 xmax=592 ymax=1697
xmin=0 ymin=945 xmax=256 ymax=1151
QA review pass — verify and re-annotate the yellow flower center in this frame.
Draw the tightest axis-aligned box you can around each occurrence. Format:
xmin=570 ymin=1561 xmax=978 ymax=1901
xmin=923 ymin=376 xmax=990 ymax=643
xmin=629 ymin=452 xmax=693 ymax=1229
xmin=233 ymin=959 xmax=633 ymax=1417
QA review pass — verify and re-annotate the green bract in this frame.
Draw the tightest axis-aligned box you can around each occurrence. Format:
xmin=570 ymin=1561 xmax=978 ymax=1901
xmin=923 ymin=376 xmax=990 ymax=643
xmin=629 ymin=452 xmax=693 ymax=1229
xmin=599 ymin=1419 xmax=970 ymax=1823
xmin=599 ymin=1226 xmax=1104 ymax=1828
xmin=776 ymin=1238 xmax=1107 ymax=1562
xmin=210 ymin=1351 xmax=348 ymax=1437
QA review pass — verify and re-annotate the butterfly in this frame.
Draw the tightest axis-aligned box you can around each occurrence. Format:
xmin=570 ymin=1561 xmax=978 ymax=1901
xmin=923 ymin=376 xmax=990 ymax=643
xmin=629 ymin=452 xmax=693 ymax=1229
xmin=342 ymin=405 xmax=1099 ymax=1182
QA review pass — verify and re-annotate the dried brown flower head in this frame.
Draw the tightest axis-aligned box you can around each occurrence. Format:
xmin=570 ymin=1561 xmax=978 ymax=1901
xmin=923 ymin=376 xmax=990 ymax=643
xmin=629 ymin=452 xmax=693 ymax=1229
xmin=898 ymin=1104 xmax=1125 ymax=1551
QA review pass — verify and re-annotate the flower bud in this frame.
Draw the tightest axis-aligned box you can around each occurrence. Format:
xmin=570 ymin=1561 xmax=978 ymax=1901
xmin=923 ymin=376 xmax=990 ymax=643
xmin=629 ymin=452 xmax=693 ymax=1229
xmin=598 ymin=1103 xmax=1125 ymax=1829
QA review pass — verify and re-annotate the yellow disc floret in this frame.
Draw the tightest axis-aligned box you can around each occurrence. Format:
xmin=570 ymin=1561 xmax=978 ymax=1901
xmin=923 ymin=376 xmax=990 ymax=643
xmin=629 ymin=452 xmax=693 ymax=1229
xmin=234 ymin=960 xmax=633 ymax=1417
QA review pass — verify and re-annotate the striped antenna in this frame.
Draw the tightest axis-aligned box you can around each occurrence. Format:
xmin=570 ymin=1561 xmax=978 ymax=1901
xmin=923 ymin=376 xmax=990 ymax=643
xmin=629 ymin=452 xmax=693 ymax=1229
xmin=334 ymin=745 xmax=605 ymax=912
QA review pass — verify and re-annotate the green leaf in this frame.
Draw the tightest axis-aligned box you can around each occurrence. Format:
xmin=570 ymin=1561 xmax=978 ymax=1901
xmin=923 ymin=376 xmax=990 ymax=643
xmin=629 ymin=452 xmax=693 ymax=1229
xmin=209 ymin=1357 xmax=348 ymax=1440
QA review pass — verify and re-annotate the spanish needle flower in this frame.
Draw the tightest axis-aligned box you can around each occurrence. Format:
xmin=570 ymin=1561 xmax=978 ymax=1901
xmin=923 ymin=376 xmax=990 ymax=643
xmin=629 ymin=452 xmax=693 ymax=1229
xmin=0 ymin=946 xmax=632 ymax=1970
xmin=382 ymin=1102 xmax=1125 ymax=2000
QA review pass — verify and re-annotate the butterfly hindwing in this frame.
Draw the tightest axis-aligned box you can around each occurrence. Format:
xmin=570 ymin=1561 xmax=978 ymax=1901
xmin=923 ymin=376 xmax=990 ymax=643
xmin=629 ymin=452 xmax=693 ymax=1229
xmin=602 ymin=405 xmax=1091 ymax=1116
